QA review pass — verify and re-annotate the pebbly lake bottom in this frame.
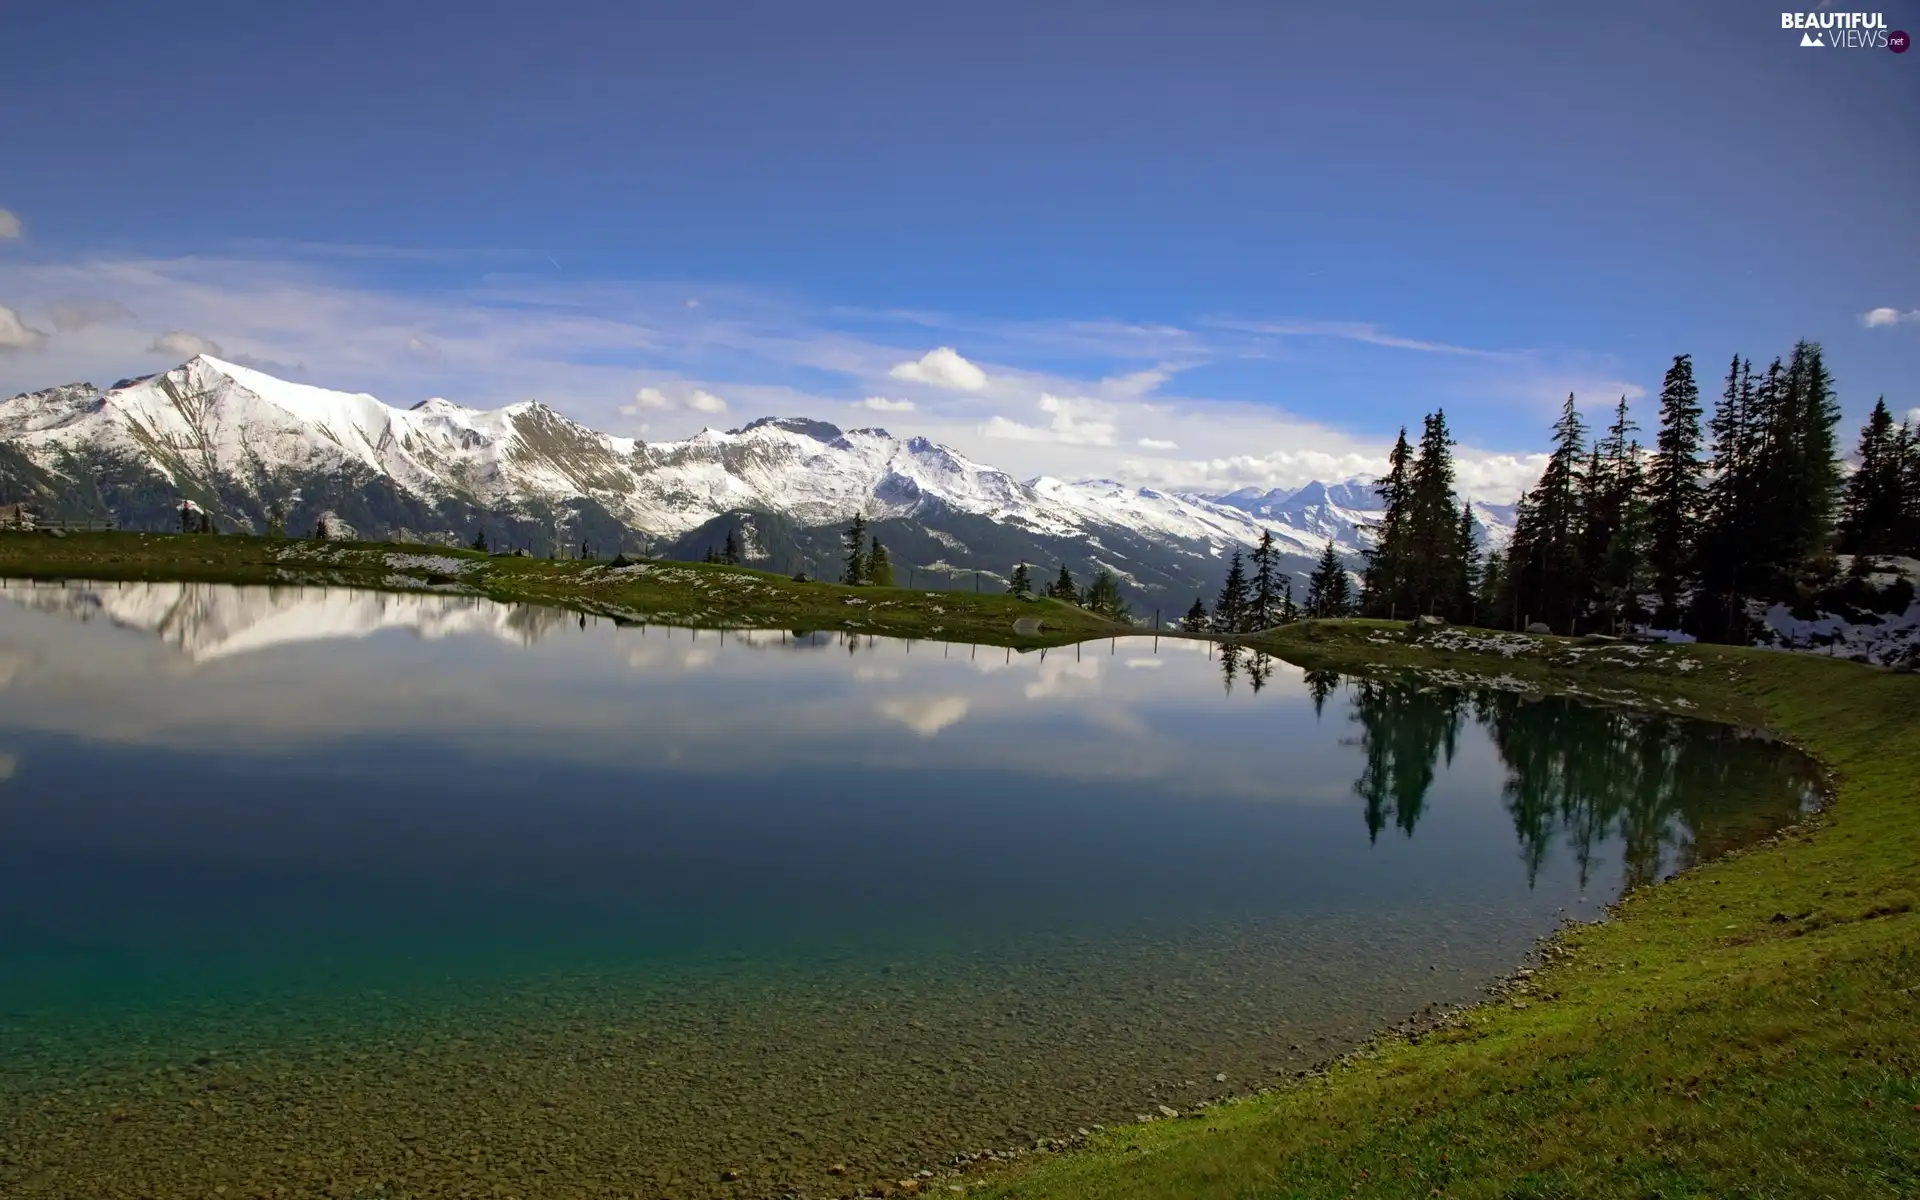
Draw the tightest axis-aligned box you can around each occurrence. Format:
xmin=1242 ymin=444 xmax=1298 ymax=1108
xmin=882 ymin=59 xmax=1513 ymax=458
xmin=0 ymin=581 xmax=1822 ymax=1198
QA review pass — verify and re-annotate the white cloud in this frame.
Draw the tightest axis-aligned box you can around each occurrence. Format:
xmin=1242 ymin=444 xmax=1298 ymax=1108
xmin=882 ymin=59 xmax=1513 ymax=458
xmin=687 ymin=388 xmax=728 ymax=414
xmin=49 ymin=299 xmax=133 ymax=332
xmin=0 ymin=211 xmax=19 ymax=239
xmin=889 ymin=346 xmax=987 ymax=391
xmin=1863 ymin=307 xmax=1920 ymax=328
xmin=405 ymin=333 xmax=439 ymax=358
xmin=624 ymin=386 xmax=673 ymax=413
xmin=0 ymin=305 xmax=46 ymax=353
xmin=148 ymin=330 xmax=223 ymax=359
xmin=858 ymin=395 xmax=916 ymax=412
xmin=981 ymin=393 xmax=1117 ymax=446
xmin=1137 ymin=436 xmax=1179 ymax=450
xmin=879 ymin=694 xmax=971 ymax=736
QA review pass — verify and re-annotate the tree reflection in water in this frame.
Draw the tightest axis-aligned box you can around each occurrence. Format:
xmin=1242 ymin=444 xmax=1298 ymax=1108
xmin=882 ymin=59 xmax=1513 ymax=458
xmin=1327 ymin=672 xmax=1819 ymax=893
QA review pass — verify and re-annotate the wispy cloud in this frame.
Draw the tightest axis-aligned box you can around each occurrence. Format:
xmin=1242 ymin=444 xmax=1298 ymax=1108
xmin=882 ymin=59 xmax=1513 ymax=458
xmin=0 ymin=211 xmax=20 ymax=240
xmin=148 ymin=330 xmax=223 ymax=358
xmin=1205 ymin=317 xmax=1501 ymax=357
xmin=0 ymin=247 xmax=1624 ymax=501
xmin=49 ymin=299 xmax=134 ymax=332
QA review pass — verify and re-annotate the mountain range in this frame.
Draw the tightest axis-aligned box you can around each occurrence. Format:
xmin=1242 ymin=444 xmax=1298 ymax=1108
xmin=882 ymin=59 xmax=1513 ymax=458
xmin=0 ymin=355 xmax=1515 ymax=606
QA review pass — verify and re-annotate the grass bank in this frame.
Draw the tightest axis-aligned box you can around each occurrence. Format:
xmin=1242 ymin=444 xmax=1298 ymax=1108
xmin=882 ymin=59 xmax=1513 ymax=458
xmin=972 ymin=619 xmax=1919 ymax=1199
xmin=0 ymin=530 xmax=1119 ymax=647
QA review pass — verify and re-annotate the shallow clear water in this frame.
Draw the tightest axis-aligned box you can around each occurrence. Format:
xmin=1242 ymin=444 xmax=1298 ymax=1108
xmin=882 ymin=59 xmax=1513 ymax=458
xmin=0 ymin=580 xmax=1820 ymax=1198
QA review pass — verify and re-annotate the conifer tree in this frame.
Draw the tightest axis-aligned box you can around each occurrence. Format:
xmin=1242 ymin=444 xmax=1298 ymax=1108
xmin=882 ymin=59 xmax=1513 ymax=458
xmin=723 ymin=529 xmax=741 ymax=565
xmin=1009 ymin=561 xmax=1032 ymax=594
xmin=1453 ymin=501 xmax=1480 ymax=623
xmin=1048 ymin=563 xmax=1080 ymax=604
xmin=1278 ymin=575 xmax=1298 ymax=624
xmin=314 ymin=518 xmax=331 ymax=541
xmin=868 ymin=538 xmax=894 ymax=586
xmin=1506 ymin=394 xmax=1586 ymax=632
xmin=1405 ymin=409 xmax=1462 ymax=617
xmin=1645 ymin=354 xmax=1702 ymax=622
xmin=1215 ymin=548 xmax=1250 ymax=633
xmin=1900 ymin=418 xmax=1920 ymax=555
xmin=1183 ymin=596 xmax=1210 ymax=632
xmin=1839 ymin=398 xmax=1903 ymax=557
xmin=1084 ymin=568 xmax=1129 ymax=620
xmin=472 ymin=527 xmax=488 ymax=553
xmin=1249 ymin=529 xmax=1280 ymax=628
xmin=1361 ymin=428 xmax=1414 ymax=616
xmin=1305 ymin=540 xmax=1348 ymax=618
xmin=841 ymin=513 xmax=869 ymax=585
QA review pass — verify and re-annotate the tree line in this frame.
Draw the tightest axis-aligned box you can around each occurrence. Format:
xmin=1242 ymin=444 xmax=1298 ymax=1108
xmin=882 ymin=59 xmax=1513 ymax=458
xmin=1349 ymin=339 xmax=1914 ymax=638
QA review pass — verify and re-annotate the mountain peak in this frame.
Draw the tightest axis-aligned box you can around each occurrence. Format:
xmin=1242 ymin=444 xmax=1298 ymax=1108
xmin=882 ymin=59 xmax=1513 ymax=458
xmin=734 ymin=416 xmax=845 ymax=443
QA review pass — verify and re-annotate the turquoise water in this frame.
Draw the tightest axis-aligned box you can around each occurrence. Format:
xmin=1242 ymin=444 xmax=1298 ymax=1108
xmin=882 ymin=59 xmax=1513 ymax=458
xmin=0 ymin=581 xmax=1821 ymax=1198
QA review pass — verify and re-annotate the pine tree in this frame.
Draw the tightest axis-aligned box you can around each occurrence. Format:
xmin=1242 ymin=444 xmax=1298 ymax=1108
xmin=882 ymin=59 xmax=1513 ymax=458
xmin=1048 ymin=563 xmax=1079 ymax=604
xmin=1645 ymin=354 xmax=1702 ymax=622
xmin=1404 ymin=410 xmax=1462 ymax=618
xmin=1215 ymin=548 xmax=1250 ymax=633
xmin=1009 ymin=561 xmax=1032 ymax=595
xmin=1476 ymin=548 xmax=1507 ymax=625
xmin=1361 ymin=428 xmax=1414 ymax=617
xmin=472 ymin=527 xmax=488 ymax=553
xmin=1696 ymin=357 xmax=1760 ymax=636
xmin=868 ymin=538 xmax=894 ymax=586
xmin=1305 ymin=540 xmax=1347 ymax=618
xmin=723 ymin=529 xmax=741 ymax=565
xmin=314 ymin=518 xmax=331 ymax=542
xmin=842 ymin=513 xmax=869 ymax=585
xmin=1839 ymin=398 xmax=1903 ymax=557
xmin=1084 ymin=568 xmax=1129 ymax=620
xmin=581 ymin=537 xmax=591 ymax=561
xmin=1454 ymin=501 xmax=1480 ymax=623
xmin=1183 ymin=596 xmax=1210 ymax=632
xmin=1900 ymin=418 xmax=1920 ymax=555
xmin=1249 ymin=529 xmax=1280 ymax=628
xmin=1507 ymin=394 xmax=1586 ymax=632
xmin=1278 ymin=575 xmax=1298 ymax=624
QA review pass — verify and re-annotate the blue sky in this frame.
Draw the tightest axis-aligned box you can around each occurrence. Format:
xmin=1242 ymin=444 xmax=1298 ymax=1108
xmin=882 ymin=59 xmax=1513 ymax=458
xmin=1 ymin=0 xmax=1916 ymax=496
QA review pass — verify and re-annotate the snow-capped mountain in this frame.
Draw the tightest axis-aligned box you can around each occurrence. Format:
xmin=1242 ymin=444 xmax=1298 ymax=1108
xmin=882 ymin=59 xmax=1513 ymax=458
xmin=0 ymin=356 xmax=1513 ymax=603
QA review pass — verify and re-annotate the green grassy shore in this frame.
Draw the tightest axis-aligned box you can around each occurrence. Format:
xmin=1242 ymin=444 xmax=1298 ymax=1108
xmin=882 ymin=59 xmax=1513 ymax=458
xmin=3 ymin=532 xmax=1915 ymax=1196
xmin=976 ymin=620 xmax=1920 ymax=1200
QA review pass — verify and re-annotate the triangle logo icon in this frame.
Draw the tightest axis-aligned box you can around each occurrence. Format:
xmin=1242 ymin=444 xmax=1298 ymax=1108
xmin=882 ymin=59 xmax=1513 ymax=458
xmin=1800 ymin=30 xmax=1824 ymax=46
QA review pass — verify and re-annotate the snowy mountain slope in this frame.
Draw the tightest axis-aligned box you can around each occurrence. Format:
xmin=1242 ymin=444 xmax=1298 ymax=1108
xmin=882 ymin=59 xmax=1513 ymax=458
xmin=0 ymin=356 xmax=1515 ymax=601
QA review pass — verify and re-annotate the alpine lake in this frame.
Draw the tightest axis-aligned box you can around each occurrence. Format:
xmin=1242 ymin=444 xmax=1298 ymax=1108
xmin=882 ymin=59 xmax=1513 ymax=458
xmin=0 ymin=580 xmax=1822 ymax=1199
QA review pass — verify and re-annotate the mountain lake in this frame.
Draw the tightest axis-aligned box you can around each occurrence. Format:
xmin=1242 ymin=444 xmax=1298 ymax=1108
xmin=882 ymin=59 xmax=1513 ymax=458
xmin=0 ymin=580 xmax=1823 ymax=1198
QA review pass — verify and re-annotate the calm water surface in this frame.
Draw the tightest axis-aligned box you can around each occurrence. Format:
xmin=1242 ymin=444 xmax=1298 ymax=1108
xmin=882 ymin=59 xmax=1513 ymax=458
xmin=0 ymin=580 xmax=1820 ymax=1198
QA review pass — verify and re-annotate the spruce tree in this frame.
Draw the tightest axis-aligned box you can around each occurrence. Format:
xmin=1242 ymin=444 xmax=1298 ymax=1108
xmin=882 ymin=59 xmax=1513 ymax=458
xmin=1215 ymin=548 xmax=1250 ymax=633
xmin=1404 ymin=410 xmax=1462 ymax=618
xmin=1278 ymin=575 xmax=1298 ymax=624
xmin=1049 ymin=563 xmax=1079 ymax=604
xmin=472 ymin=527 xmax=488 ymax=553
xmin=1900 ymin=418 xmax=1920 ymax=555
xmin=1454 ymin=501 xmax=1480 ymax=623
xmin=1361 ymin=428 xmax=1414 ymax=617
xmin=1839 ymin=398 xmax=1903 ymax=557
xmin=1305 ymin=540 xmax=1346 ymax=618
xmin=1084 ymin=568 xmax=1128 ymax=620
xmin=723 ymin=529 xmax=741 ymax=565
xmin=1507 ymin=394 xmax=1587 ymax=632
xmin=841 ymin=513 xmax=869 ymax=585
xmin=868 ymin=538 xmax=894 ymax=586
xmin=1183 ymin=596 xmax=1210 ymax=632
xmin=1645 ymin=354 xmax=1702 ymax=622
xmin=1249 ymin=529 xmax=1279 ymax=628
xmin=1009 ymin=561 xmax=1032 ymax=594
